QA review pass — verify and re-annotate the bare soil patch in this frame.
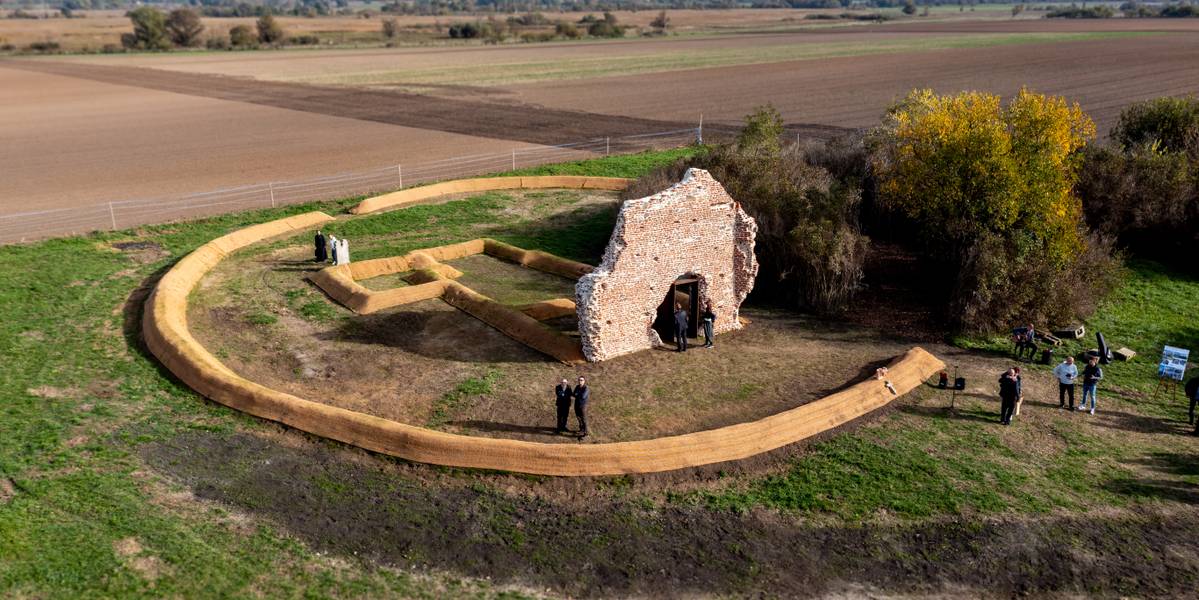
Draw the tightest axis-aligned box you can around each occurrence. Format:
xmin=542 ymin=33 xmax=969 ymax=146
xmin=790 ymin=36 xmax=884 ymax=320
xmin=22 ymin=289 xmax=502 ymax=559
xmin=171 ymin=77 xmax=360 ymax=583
xmin=139 ymin=424 xmax=1199 ymax=598
xmin=0 ymin=65 xmax=552 ymax=217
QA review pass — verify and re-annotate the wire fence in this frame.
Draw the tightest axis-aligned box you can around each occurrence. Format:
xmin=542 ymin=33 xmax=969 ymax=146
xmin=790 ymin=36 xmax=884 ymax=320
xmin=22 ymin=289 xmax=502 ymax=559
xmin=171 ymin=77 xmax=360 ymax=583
xmin=0 ymin=128 xmax=701 ymax=245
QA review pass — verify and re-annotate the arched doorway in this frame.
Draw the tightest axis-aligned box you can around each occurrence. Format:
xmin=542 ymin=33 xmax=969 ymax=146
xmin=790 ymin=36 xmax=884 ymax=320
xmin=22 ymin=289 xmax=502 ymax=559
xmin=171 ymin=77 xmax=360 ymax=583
xmin=652 ymin=274 xmax=702 ymax=344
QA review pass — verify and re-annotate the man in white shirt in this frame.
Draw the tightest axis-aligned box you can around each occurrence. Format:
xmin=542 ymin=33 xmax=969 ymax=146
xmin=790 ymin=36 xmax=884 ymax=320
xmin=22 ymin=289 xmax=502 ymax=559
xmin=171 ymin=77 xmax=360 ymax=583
xmin=1052 ymin=356 xmax=1078 ymax=410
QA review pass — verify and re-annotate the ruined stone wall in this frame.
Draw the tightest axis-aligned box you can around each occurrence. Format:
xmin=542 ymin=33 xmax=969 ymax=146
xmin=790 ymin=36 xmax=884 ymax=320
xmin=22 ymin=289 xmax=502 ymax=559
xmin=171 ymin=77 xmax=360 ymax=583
xmin=576 ymin=169 xmax=758 ymax=362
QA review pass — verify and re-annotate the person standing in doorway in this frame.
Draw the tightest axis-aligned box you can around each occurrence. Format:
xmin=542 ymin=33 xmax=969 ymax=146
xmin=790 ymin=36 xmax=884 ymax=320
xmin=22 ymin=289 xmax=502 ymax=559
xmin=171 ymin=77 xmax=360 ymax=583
xmin=554 ymin=378 xmax=573 ymax=435
xmin=673 ymin=302 xmax=689 ymax=352
xmin=1078 ymin=356 xmax=1103 ymax=415
xmin=314 ymin=230 xmax=327 ymax=262
xmin=701 ymin=304 xmax=716 ymax=349
xmin=1053 ymin=356 xmax=1078 ymax=410
xmin=573 ymin=376 xmax=590 ymax=438
xmin=998 ymin=368 xmax=1018 ymax=426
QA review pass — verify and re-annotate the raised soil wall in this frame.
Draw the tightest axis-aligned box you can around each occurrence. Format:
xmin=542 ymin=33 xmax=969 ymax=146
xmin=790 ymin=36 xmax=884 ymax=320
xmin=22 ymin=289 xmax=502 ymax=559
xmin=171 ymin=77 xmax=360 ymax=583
xmin=144 ymin=211 xmax=945 ymax=476
xmin=351 ymin=176 xmax=632 ymax=215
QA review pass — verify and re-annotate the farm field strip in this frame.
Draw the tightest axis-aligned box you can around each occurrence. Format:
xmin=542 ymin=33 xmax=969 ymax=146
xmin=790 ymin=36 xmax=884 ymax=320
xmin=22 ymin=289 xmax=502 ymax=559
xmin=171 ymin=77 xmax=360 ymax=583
xmin=503 ymin=31 xmax=1199 ymax=134
xmin=52 ymin=30 xmax=1152 ymax=90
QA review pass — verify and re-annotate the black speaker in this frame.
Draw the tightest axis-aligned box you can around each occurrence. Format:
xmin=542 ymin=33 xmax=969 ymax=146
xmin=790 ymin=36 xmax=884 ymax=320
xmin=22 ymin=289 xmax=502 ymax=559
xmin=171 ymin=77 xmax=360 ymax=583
xmin=954 ymin=377 xmax=966 ymax=390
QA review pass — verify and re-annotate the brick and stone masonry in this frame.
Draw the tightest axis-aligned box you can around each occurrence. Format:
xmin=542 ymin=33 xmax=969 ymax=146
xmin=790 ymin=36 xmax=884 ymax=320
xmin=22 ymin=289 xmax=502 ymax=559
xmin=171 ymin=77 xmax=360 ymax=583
xmin=576 ymin=168 xmax=759 ymax=362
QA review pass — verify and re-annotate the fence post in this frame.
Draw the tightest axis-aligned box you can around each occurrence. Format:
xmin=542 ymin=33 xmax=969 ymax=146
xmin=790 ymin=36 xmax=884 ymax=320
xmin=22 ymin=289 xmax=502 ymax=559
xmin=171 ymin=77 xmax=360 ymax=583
xmin=269 ymin=182 xmax=276 ymax=208
xmin=397 ymin=164 xmax=403 ymax=188
xmin=511 ymin=149 xmax=517 ymax=171
xmin=605 ymin=137 xmax=610 ymax=156
xmin=108 ymin=202 xmax=117 ymax=230
xmin=697 ymin=113 xmax=704 ymax=145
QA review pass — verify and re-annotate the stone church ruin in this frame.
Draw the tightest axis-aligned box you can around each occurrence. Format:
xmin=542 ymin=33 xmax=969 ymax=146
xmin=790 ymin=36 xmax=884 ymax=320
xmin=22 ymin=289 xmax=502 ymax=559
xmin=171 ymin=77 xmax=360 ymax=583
xmin=576 ymin=168 xmax=759 ymax=362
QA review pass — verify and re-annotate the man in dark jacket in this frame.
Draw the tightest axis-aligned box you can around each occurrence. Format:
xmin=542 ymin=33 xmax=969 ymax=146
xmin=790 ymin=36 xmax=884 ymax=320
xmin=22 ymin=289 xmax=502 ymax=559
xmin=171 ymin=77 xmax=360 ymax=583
xmin=701 ymin=304 xmax=716 ymax=349
xmin=573 ymin=376 xmax=590 ymax=438
xmin=1078 ymin=356 xmax=1103 ymax=415
xmin=554 ymin=378 xmax=573 ymax=434
xmin=314 ymin=230 xmax=327 ymax=262
xmin=674 ymin=303 xmax=689 ymax=352
xmin=998 ymin=368 xmax=1018 ymax=425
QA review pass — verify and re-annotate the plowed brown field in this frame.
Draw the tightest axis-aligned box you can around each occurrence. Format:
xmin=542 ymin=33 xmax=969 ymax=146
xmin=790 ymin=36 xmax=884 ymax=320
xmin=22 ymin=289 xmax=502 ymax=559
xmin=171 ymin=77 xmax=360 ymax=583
xmin=5 ymin=16 xmax=1199 ymax=219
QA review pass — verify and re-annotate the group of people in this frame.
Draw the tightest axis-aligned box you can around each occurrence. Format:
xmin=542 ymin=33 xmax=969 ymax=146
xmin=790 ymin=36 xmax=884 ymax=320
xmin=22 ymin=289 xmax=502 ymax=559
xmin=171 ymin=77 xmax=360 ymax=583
xmin=554 ymin=376 xmax=590 ymax=438
xmin=313 ymin=230 xmax=350 ymax=265
xmin=997 ymin=355 xmax=1105 ymax=425
xmin=672 ymin=303 xmax=716 ymax=352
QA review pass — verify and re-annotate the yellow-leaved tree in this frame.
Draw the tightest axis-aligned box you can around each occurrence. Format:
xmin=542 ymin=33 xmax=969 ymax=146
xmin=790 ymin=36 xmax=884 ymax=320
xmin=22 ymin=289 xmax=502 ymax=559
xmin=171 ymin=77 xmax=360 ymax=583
xmin=870 ymin=88 xmax=1115 ymax=330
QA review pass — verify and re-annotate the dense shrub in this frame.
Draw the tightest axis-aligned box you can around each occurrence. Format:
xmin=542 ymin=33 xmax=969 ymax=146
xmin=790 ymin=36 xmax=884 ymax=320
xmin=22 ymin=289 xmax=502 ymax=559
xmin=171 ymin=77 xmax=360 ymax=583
xmin=625 ymin=107 xmax=869 ymax=314
xmin=555 ymin=21 xmax=581 ymax=39
xmin=165 ymin=8 xmax=204 ymax=48
xmin=650 ymin=10 xmax=670 ymax=32
xmin=585 ymin=12 xmax=625 ymax=38
xmin=1111 ymin=96 xmax=1199 ymax=159
xmin=381 ymin=17 xmax=399 ymax=39
xmin=256 ymin=13 xmax=285 ymax=45
xmin=290 ymin=34 xmax=320 ymax=45
xmin=1076 ymin=97 xmax=1199 ymax=267
xmin=27 ymin=40 xmax=61 ymax=53
xmin=229 ymin=24 xmax=257 ymax=47
xmin=1046 ymin=6 xmax=1115 ymax=18
xmin=870 ymin=88 xmax=1118 ymax=330
xmin=205 ymin=34 xmax=230 ymax=50
xmin=122 ymin=7 xmax=171 ymax=51
xmin=448 ymin=22 xmax=479 ymax=39
xmin=1160 ymin=4 xmax=1199 ymax=17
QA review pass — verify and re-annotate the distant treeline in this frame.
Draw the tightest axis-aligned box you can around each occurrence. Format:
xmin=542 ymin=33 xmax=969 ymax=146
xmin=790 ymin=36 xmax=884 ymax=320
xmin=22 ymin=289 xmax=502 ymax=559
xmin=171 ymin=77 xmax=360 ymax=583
xmin=3 ymin=0 xmax=1073 ymax=16
xmin=1049 ymin=2 xmax=1199 ymax=19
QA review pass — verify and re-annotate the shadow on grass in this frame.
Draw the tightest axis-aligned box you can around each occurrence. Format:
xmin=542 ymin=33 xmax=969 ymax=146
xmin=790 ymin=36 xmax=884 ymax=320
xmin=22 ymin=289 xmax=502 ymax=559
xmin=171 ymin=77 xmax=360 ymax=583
xmin=447 ymin=420 xmax=561 ymax=437
xmin=897 ymin=403 xmax=998 ymax=424
xmin=139 ymin=428 xmax=1199 ymax=598
xmin=1103 ymin=451 xmax=1199 ymax=504
xmin=325 ymin=306 xmax=547 ymax=364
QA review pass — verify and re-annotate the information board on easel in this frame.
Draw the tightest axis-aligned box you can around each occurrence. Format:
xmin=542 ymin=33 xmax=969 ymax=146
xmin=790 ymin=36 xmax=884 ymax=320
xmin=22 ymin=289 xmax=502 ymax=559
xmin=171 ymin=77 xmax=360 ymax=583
xmin=1154 ymin=345 xmax=1190 ymax=400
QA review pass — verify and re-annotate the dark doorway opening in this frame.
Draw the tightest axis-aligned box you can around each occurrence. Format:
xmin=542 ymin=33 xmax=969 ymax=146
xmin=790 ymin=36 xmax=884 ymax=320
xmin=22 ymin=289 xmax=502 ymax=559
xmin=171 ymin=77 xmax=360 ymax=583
xmin=653 ymin=275 xmax=700 ymax=343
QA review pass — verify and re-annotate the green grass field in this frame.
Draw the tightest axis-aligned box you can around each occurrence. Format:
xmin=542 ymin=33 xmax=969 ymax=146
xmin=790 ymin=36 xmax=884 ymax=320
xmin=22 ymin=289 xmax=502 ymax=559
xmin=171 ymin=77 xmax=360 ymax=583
xmin=2 ymin=146 xmax=1198 ymax=597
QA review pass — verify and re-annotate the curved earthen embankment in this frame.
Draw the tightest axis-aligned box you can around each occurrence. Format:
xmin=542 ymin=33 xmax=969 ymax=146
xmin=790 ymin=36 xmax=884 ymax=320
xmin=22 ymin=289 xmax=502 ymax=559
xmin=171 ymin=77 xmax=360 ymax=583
xmin=144 ymin=196 xmax=945 ymax=476
xmin=350 ymin=175 xmax=631 ymax=214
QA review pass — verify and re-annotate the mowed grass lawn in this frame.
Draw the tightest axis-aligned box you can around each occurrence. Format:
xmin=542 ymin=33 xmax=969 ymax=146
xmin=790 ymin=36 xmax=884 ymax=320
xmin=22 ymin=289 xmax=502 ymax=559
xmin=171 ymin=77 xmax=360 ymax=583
xmin=292 ymin=32 xmax=1151 ymax=88
xmin=2 ymin=146 xmax=1198 ymax=597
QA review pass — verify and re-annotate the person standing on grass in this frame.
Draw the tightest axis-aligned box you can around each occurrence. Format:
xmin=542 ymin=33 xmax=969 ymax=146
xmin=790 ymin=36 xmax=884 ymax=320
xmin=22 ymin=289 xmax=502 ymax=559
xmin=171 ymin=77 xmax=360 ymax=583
xmin=554 ymin=378 xmax=573 ymax=435
xmin=314 ymin=230 xmax=327 ymax=262
xmin=674 ymin=302 xmax=689 ymax=352
xmin=339 ymin=238 xmax=351 ymax=264
xmin=1053 ymin=356 xmax=1078 ymax=410
xmin=1013 ymin=366 xmax=1025 ymax=417
xmin=998 ymin=368 xmax=1019 ymax=426
xmin=701 ymin=304 xmax=716 ymax=349
xmin=1191 ymin=378 xmax=1199 ymax=436
xmin=572 ymin=376 xmax=590 ymax=438
xmin=1186 ymin=377 xmax=1199 ymax=426
xmin=1078 ymin=356 xmax=1103 ymax=415
xmin=329 ymin=235 xmax=339 ymax=265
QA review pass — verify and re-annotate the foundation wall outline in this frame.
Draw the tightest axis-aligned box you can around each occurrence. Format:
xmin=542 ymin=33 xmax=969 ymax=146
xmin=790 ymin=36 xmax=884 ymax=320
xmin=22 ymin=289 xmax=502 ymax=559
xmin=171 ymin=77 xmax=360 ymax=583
xmin=142 ymin=183 xmax=946 ymax=477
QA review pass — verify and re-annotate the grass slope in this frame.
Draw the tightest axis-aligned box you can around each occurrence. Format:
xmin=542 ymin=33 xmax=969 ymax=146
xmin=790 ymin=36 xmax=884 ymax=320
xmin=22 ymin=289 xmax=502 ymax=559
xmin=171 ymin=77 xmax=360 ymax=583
xmin=2 ymin=145 xmax=1198 ymax=597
